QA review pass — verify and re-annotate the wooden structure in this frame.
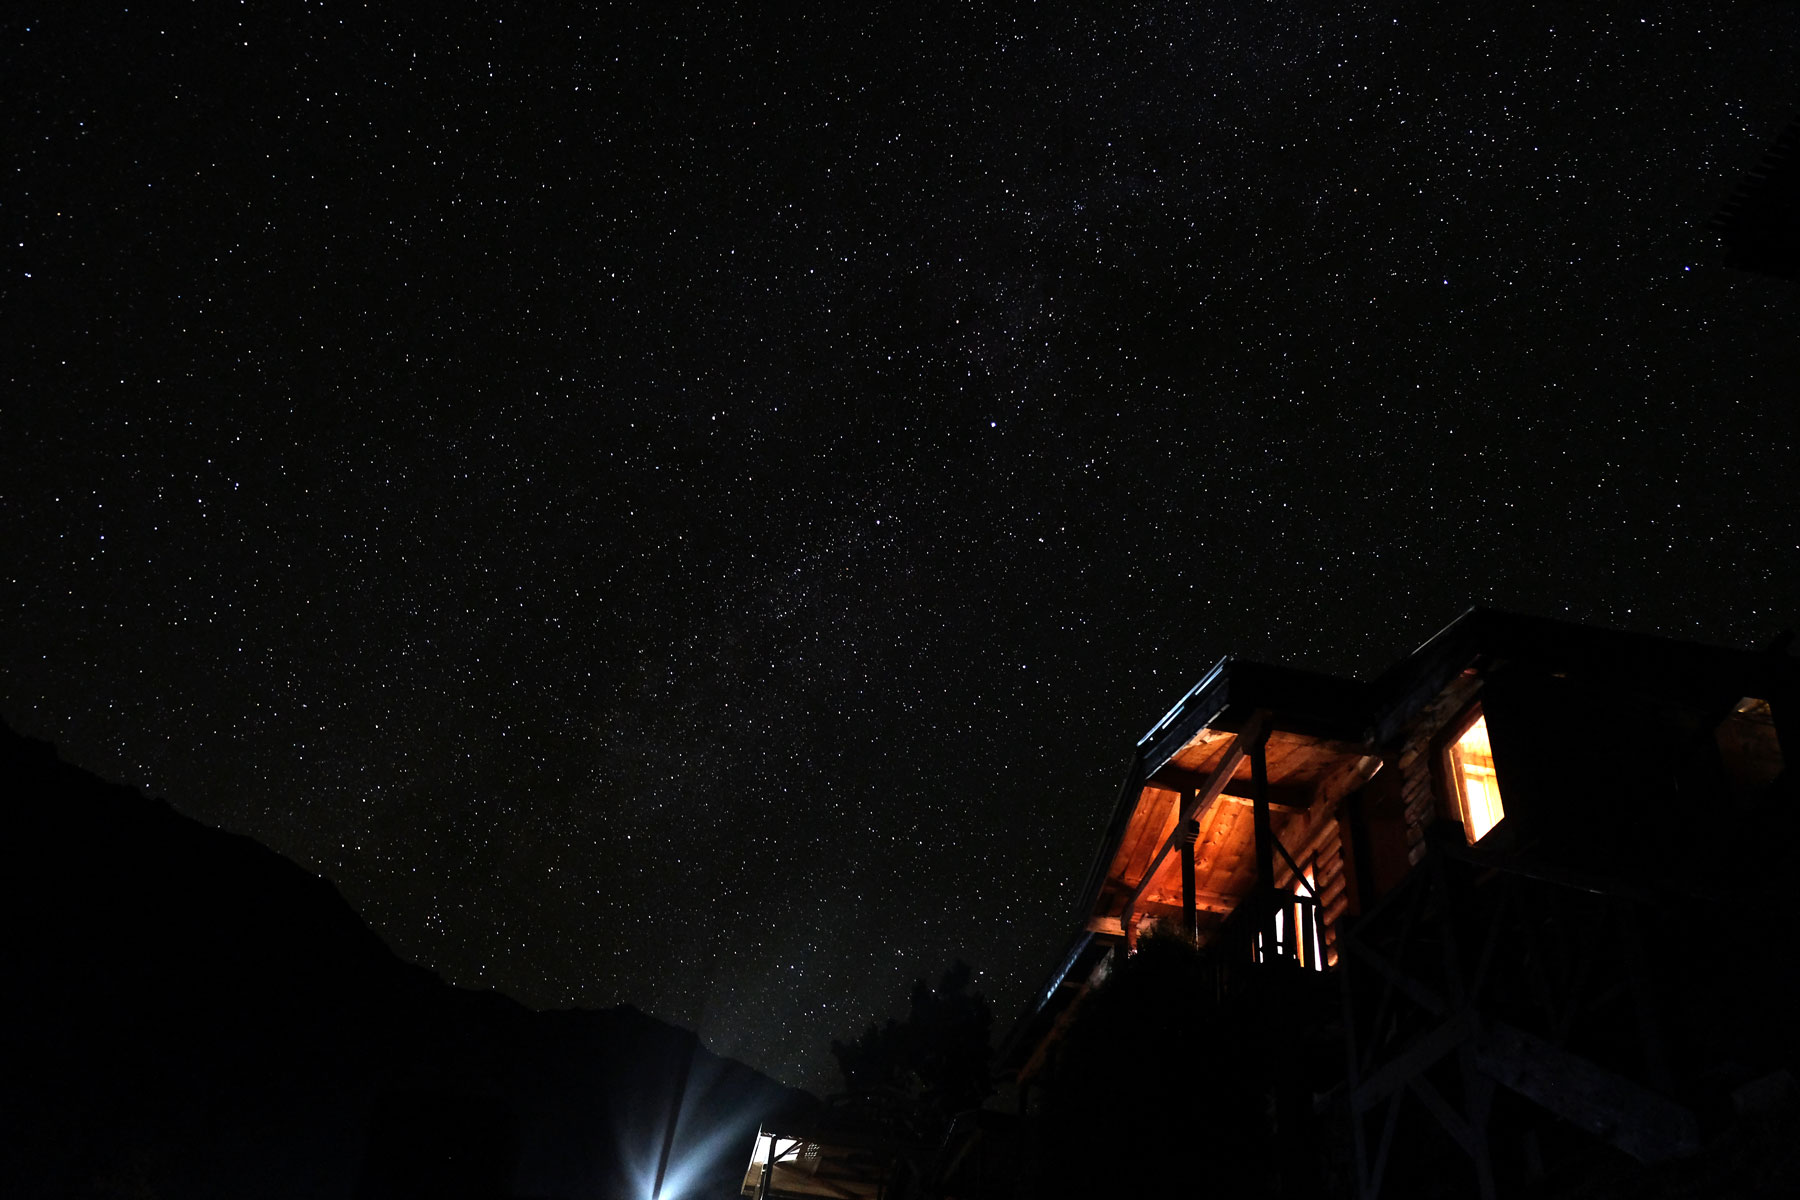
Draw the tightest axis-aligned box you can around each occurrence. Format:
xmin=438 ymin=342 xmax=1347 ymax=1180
xmin=1003 ymin=609 xmax=1795 ymax=1197
xmin=740 ymin=1122 xmax=896 ymax=1200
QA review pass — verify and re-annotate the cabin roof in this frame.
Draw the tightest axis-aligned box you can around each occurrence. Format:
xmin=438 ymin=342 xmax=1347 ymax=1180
xmin=1368 ymin=607 xmax=1796 ymax=744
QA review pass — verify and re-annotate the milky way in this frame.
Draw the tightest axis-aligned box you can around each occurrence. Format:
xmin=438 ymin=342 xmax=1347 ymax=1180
xmin=5 ymin=2 xmax=1797 ymax=1088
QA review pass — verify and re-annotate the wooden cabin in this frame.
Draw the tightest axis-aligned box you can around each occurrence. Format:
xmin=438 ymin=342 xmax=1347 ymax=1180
xmin=1003 ymin=609 xmax=1795 ymax=1198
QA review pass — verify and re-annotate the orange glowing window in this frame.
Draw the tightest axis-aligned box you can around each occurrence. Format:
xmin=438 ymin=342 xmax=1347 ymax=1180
xmin=1446 ymin=713 xmax=1504 ymax=842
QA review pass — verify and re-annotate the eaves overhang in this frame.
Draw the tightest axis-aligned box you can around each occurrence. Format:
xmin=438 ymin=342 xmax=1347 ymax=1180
xmin=1366 ymin=607 xmax=1800 ymax=745
xmin=1069 ymin=656 xmax=1368 ymax=949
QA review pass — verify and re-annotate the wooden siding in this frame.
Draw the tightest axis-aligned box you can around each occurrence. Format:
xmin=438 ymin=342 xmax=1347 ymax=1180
xmin=1385 ymin=670 xmax=1484 ymax=866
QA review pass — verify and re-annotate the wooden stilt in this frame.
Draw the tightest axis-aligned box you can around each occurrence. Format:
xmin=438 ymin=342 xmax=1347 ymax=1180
xmin=1181 ymin=805 xmax=1200 ymax=941
xmin=1250 ymin=726 xmax=1278 ymax=958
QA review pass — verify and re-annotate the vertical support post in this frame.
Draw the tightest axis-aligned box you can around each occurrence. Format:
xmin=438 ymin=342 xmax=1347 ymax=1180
xmin=1341 ymin=921 xmax=1373 ymax=1199
xmin=1621 ymin=904 xmax=1674 ymax=1094
xmin=1308 ymin=852 xmax=1322 ymax=969
xmin=1430 ymin=843 xmax=1495 ymax=1200
xmin=1299 ymin=896 xmax=1315 ymax=970
xmin=757 ymin=1131 xmax=774 ymax=1200
xmin=1181 ymin=792 xmax=1200 ymax=941
xmin=1250 ymin=725 xmax=1279 ymax=959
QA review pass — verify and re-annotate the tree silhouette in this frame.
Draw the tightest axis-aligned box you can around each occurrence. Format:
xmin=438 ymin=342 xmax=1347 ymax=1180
xmin=831 ymin=960 xmax=994 ymax=1138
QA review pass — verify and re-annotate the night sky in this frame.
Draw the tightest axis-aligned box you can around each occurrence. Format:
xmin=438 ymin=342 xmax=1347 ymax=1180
xmin=5 ymin=2 xmax=1797 ymax=1091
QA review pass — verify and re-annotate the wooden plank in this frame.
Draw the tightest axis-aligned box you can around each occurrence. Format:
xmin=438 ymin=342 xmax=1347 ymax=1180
xmin=1117 ymin=787 xmax=1178 ymax=890
xmin=1194 ymin=796 xmax=1241 ymax=874
xmin=1292 ymin=804 xmax=1347 ymax=865
xmin=1222 ymin=791 xmax=1309 ymax=815
xmin=1180 ymin=820 xmax=1199 ymax=938
xmin=1133 ymin=791 xmax=1180 ymax=888
xmin=1352 ymin=1011 xmax=1474 ymax=1114
xmin=1342 ymin=928 xmax=1451 ymax=1020
xmin=1120 ymin=713 xmax=1267 ymax=936
xmin=1409 ymin=1075 xmax=1477 ymax=1157
xmin=1137 ymin=850 xmax=1187 ymax=907
xmin=1135 ymin=894 xmax=1238 ymax=918
xmin=1476 ymin=1021 xmax=1699 ymax=1165
xmin=1365 ymin=1088 xmax=1405 ymax=1200
xmin=1251 ymin=730 xmax=1279 ymax=952
xmin=1110 ymin=797 xmax=1157 ymax=885
xmin=1148 ymin=761 xmax=1311 ymax=811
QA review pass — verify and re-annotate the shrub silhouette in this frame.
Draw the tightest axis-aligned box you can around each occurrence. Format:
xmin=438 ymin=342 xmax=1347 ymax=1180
xmin=832 ymin=960 xmax=994 ymax=1140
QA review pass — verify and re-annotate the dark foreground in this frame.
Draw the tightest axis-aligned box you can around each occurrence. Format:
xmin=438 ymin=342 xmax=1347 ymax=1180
xmin=0 ymin=722 xmax=811 ymax=1200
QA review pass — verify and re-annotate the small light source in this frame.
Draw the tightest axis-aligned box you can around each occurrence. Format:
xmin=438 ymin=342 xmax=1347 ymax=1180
xmin=1448 ymin=714 xmax=1504 ymax=842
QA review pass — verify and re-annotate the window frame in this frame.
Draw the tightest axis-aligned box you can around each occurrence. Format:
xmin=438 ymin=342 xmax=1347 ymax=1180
xmin=1433 ymin=701 xmax=1506 ymax=845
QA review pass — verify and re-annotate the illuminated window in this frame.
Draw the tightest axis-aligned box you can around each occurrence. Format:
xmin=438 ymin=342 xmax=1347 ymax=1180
xmin=1446 ymin=713 xmax=1504 ymax=842
xmin=1258 ymin=871 xmax=1324 ymax=970
xmin=1290 ymin=871 xmax=1324 ymax=972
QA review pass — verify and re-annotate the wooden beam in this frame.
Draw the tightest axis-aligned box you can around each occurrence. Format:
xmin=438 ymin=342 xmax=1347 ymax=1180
xmin=1365 ymin=1088 xmax=1404 ymax=1200
xmin=1120 ymin=712 xmax=1269 ymax=941
xmin=1409 ymin=1074 xmax=1478 ymax=1158
xmin=1251 ymin=726 xmax=1279 ymax=956
xmin=1098 ymin=892 xmax=1268 ymax=930
xmin=1146 ymin=762 xmax=1312 ymax=812
xmin=1221 ymin=790 xmax=1308 ymax=815
xmin=1476 ymin=1021 xmax=1700 ymax=1165
xmin=1180 ymin=818 xmax=1199 ymax=939
xmin=1351 ymin=1010 xmax=1475 ymax=1114
xmin=1340 ymin=925 xmax=1450 ymax=1019
xmin=1136 ymin=894 xmax=1238 ymax=918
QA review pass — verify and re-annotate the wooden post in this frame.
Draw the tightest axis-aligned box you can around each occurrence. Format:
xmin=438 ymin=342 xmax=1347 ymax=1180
xmin=1340 ymin=925 xmax=1375 ymax=1199
xmin=1181 ymin=802 xmax=1200 ymax=941
xmin=1300 ymin=895 xmax=1316 ymax=970
xmin=1250 ymin=726 xmax=1279 ymax=959
xmin=1430 ymin=844 xmax=1496 ymax=1200
xmin=1118 ymin=712 xmax=1266 ymax=940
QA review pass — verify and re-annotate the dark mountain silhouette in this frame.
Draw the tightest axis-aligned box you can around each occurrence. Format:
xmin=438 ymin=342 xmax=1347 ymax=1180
xmin=0 ymin=721 xmax=812 ymax=1199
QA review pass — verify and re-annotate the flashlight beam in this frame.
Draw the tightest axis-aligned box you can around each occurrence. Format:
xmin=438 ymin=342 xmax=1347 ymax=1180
xmin=650 ymin=1041 xmax=697 ymax=1200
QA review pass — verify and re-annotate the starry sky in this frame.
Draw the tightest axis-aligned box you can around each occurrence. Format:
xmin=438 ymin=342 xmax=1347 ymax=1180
xmin=5 ymin=1 xmax=1797 ymax=1091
